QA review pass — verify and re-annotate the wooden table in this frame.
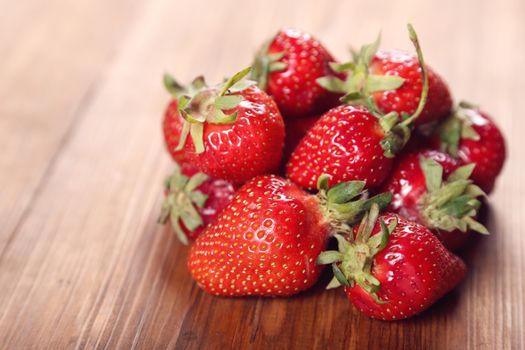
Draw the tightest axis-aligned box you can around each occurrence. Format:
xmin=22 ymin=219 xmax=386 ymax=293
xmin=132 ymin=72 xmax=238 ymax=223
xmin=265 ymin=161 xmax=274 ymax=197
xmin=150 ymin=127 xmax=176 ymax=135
xmin=1 ymin=0 xmax=524 ymax=348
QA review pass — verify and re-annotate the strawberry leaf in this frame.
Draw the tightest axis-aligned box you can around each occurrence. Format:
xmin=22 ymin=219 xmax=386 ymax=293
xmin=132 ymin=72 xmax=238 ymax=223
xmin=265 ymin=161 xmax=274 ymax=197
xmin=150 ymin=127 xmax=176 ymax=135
xmin=326 ymin=276 xmax=343 ymax=289
xmin=186 ymin=173 xmax=209 ymax=192
xmin=316 ymin=76 xmax=347 ymax=93
xmin=164 ymin=73 xmax=185 ymax=96
xmin=420 ymin=157 xmax=443 ymax=193
xmin=316 ymin=251 xmax=344 ymax=265
xmin=329 ymin=61 xmax=355 ymax=73
xmin=175 ymin=121 xmax=190 ymax=151
xmin=190 ymin=123 xmax=205 ymax=153
xmin=332 ymin=263 xmax=351 ymax=287
xmin=218 ymin=67 xmax=252 ymax=96
xmin=269 ymin=62 xmax=286 ymax=72
xmin=464 ymin=217 xmax=489 ymax=235
xmin=227 ymin=79 xmax=257 ymax=93
xmin=448 ymin=163 xmax=476 ymax=182
xmin=327 ymin=181 xmax=366 ymax=204
xmin=214 ymin=95 xmax=243 ymax=110
xmin=366 ymin=75 xmax=405 ymax=92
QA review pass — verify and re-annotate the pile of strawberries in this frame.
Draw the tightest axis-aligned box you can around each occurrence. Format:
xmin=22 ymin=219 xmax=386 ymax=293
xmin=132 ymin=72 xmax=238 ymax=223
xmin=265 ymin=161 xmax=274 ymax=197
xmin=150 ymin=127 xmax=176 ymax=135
xmin=159 ymin=25 xmax=506 ymax=320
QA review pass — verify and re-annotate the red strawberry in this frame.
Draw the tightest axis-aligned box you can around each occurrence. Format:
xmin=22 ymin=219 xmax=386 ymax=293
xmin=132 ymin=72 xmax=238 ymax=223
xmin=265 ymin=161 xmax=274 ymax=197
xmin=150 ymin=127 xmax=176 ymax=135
xmin=286 ymin=105 xmax=394 ymax=190
xmin=163 ymin=99 xmax=186 ymax=163
xmin=188 ymin=175 xmax=392 ymax=296
xmin=317 ymin=25 xmax=450 ymax=129
xmin=158 ymin=163 xmax=237 ymax=244
xmin=281 ymin=115 xmax=320 ymax=166
xmin=380 ymin=149 xmax=488 ymax=251
xmin=162 ymin=67 xmax=285 ymax=183
xmin=432 ymin=102 xmax=506 ymax=193
xmin=369 ymin=49 xmax=452 ymax=128
xmin=287 ymin=25 xmax=430 ymax=191
xmin=317 ymin=204 xmax=466 ymax=320
xmin=251 ymin=28 xmax=341 ymax=119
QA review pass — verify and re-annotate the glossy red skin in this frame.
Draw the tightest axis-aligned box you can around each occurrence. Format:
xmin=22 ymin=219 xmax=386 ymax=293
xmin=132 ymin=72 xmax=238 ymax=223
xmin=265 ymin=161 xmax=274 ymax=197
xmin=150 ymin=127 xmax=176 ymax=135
xmin=177 ymin=163 xmax=237 ymax=240
xmin=188 ymin=175 xmax=329 ymax=296
xmin=176 ymin=86 xmax=285 ymax=184
xmin=370 ymin=50 xmax=453 ymax=127
xmin=281 ymin=115 xmax=320 ymax=167
xmin=163 ymin=99 xmax=186 ymax=164
xmin=346 ymin=214 xmax=466 ymax=320
xmin=286 ymin=105 xmax=392 ymax=190
xmin=266 ymin=28 xmax=342 ymax=119
xmin=432 ymin=108 xmax=506 ymax=193
xmin=380 ymin=149 xmax=472 ymax=251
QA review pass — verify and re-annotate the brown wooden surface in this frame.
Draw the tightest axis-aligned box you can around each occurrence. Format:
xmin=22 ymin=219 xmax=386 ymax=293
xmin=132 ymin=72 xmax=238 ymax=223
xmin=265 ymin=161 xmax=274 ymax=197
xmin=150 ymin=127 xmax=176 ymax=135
xmin=1 ymin=0 xmax=524 ymax=348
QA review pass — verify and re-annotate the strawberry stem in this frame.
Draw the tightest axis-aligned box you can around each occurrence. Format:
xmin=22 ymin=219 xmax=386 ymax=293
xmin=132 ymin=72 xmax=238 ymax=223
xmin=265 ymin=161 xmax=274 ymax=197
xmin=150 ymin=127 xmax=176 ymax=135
xmin=418 ymin=157 xmax=489 ymax=234
xmin=399 ymin=24 xmax=429 ymax=127
xmin=158 ymin=165 xmax=210 ymax=245
xmin=316 ymin=203 xmax=397 ymax=303
xmin=168 ymin=68 xmax=256 ymax=154
xmin=218 ymin=67 xmax=252 ymax=96
xmin=316 ymin=174 xmax=392 ymax=233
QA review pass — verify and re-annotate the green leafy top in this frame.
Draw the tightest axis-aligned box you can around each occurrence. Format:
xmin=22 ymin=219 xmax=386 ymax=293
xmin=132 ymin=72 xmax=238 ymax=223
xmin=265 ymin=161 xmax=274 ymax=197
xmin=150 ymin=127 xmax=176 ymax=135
xmin=316 ymin=24 xmax=429 ymax=159
xmin=250 ymin=37 xmax=287 ymax=90
xmin=316 ymin=174 xmax=392 ymax=234
xmin=437 ymin=101 xmax=481 ymax=158
xmin=418 ymin=157 xmax=488 ymax=234
xmin=158 ymin=165 xmax=210 ymax=245
xmin=316 ymin=203 xmax=397 ymax=303
xmin=163 ymin=67 xmax=257 ymax=154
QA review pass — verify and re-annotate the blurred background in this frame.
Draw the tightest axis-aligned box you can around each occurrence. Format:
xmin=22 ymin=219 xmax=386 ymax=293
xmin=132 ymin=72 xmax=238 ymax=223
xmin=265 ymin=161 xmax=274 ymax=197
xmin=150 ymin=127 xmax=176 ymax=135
xmin=0 ymin=0 xmax=523 ymax=348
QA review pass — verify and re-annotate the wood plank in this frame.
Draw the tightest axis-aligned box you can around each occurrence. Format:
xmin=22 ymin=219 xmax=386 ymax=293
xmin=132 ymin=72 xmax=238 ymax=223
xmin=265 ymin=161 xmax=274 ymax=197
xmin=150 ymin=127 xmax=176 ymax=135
xmin=0 ymin=0 xmax=524 ymax=348
xmin=0 ymin=0 xmax=142 ymax=250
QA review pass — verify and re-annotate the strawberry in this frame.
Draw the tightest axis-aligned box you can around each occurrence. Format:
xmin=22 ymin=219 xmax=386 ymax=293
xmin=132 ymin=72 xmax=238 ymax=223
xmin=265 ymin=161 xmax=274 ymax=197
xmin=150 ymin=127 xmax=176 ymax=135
xmin=317 ymin=25 xmax=451 ymax=129
xmin=158 ymin=162 xmax=237 ymax=244
xmin=369 ymin=49 xmax=452 ymax=128
xmin=317 ymin=204 xmax=466 ymax=320
xmin=162 ymin=67 xmax=285 ymax=183
xmin=286 ymin=25 xmax=430 ymax=191
xmin=380 ymin=149 xmax=488 ymax=251
xmin=281 ymin=115 xmax=320 ymax=166
xmin=251 ymin=28 xmax=341 ymax=119
xmin=286 ymin=105 xmax=395 ymax=190
xmin=188 ymin=174 xmax=392 ymax=296
xmin=432 ymin=102 xmax=506 ymax=193
xmin=163 ymin=99 xmax=186 ymax=163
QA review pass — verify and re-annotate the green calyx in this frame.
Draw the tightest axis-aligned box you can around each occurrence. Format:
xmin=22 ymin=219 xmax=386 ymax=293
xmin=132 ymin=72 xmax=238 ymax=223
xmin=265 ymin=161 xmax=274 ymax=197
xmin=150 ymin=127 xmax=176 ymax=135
xmin=158 ymin=165 xmax=210 ymax=245
xmin=250 ymin=37 xmax=287 ymax=90
xmin=316 ymin=174 xmax=392 ymax=233
xmin=418 ymin=157 xmax=488 ymax=235
xmin=317 ymin=32 xmax=405 ymax=103
xmin=316 ymin=203 xmax=397 ymax=303
xmin=438 ymin=101 xmax=481 ymax=158
xmin=316 ymin=24 xmax=429 ymax=159
xmin=163 ymin=67 xmax=257 ymax=154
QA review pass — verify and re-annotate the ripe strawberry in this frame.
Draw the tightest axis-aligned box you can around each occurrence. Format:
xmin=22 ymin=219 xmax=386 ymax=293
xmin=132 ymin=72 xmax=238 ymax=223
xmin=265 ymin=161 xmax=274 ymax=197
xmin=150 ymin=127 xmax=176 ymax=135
xmin=163 ymin=99 xmax=186 ymax=163
xmin=380 ymin=149 xmax=488 ymax=251
xmin=286 ymin=25 xmax=430 ymax=190
xmin=317 ymin=204 xmax=466 ymax=320
xmin=317 ymin=25 xmax=451 ymax=129
xmin=286 ymin=105 xmax=394 ymax=190
xmin=281 ymin=115 xmax=320 ymax=166
xmin=369 ymin=50 xmax=452 ymax=128
xmin=162 ymin=67 xmax=285 ymax=183
xmin=251 ymin=28 xmax=341 ymax=119
xmin=158 ymin=162 xmax=237 ymax=244
xmin=432 ymin=102 xmax=506 ymax=193
xmin=188 ymin=175 xmax=392 ymax=296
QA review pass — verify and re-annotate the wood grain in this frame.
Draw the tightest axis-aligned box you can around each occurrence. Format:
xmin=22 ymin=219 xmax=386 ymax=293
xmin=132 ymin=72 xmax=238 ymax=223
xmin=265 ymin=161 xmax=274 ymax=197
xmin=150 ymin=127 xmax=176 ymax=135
xmin=0 ymin=0 xmax=524 ymax=348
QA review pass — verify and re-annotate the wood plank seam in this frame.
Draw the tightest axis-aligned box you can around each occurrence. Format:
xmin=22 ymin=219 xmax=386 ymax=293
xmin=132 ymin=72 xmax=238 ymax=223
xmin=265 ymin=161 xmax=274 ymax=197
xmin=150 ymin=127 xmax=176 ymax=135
xmin=0 ymin=80 xmax=101 ymax=263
